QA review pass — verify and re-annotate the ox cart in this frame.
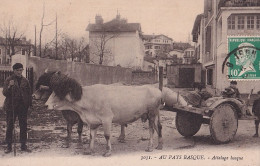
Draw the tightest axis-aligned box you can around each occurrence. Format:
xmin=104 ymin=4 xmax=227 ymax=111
xmin=163 ymin=91 xmax=258 ymax=144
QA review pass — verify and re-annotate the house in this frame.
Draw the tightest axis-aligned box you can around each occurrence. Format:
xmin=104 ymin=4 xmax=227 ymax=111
xmin=172 ymin=42 xmax=192 ymax=51
xmin=143 ymin=34 xmax=173 ymax=57
xmin=86 ymin=14 xmax=145 ymax=69
xmin=194 ymin=0 xmax=260 ymax=94
xmin=0 ymin=37 xmax=33 ymax=65
xmin=192 ymin=13 xmax=204 ymax=63
xmin=143 ymin=55 xmax=156 ymax=71
xmin=169 ymin=48 xmax=197 ymax=64
xmin=183 ymin=47 xmax=196 ymax=64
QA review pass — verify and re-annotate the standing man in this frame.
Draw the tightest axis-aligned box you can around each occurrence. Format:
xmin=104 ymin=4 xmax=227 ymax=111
xmin=3 ymin=63 xmax=32 ymax=153
xmin=253 ymin=91 xmax=260 ymax=137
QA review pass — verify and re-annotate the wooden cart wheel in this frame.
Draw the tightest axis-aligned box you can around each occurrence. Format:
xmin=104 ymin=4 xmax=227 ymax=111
xmin=210 ymin=103 xmax=238 ymax=144
xmin=175 ymin=112 xmax=202 ymax=137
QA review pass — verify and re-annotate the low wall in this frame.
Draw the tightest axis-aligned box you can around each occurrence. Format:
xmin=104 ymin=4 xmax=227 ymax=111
xmin=28 ymin=57 xmax=132 ymax=87
xmin=132 ymin=71 xmax=158 ymax=85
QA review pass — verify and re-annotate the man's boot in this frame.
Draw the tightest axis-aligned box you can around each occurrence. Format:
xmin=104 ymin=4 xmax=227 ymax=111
xmin=21 ymin=143 xmax=31 ymax=153
xmin=4 ymin=144 xmax=12 ymax=154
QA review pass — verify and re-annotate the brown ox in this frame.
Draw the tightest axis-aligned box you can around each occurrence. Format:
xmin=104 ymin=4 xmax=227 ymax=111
xmin=46 ymin=84 xmax=163 ymax=157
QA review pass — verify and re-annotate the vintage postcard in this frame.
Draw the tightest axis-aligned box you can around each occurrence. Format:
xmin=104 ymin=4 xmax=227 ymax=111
xmin=0 ymin=0 xmax=259 ymax=166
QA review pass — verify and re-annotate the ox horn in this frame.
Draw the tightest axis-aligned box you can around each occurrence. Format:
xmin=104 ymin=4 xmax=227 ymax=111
xmin=44 ymin=68 xmax=49 ymax=73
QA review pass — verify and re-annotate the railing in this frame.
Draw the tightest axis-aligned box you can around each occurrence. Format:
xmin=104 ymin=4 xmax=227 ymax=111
xmin=0 ymin=70 xmax=13 ymax=87
xmin=219 ymin=0 xmax=260 ymax=9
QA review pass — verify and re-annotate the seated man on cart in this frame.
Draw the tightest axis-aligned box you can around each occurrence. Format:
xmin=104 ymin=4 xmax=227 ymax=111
xmin=222 ymin=81 xmax=254 ymax=116
xmin=222 ymin=81 xmax=241 ymax=99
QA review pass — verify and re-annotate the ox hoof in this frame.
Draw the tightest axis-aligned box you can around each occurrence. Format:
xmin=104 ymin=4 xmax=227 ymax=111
xmin=118 ymin=139 xmax=126 ymax=143
xmin=145 ymin=147 xmax=153 ymax=152
xmin=76 ymin=143 xmax=83 ymax=149
xmin=118 ymin=135 xmax=125 ymax=143
xmin=156 ymin=144 xmax=163 ymax=150
xmin=103 ymin=151 xmax=112 ymax=157
xmin=61 ymin=143 xmax=70 ymax=148
xmin=83 ymin=150 xmax=95 ymax=155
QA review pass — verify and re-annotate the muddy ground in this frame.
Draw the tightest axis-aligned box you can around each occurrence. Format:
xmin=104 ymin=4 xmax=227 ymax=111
xmin=0 ymin=99 xmax=260 ymax=165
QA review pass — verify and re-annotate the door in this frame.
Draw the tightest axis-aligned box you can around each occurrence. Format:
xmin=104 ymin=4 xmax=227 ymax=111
xmin=179 ymin=68 xmax=195 ymax=88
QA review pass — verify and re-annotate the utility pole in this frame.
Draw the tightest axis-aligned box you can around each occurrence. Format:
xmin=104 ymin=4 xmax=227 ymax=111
xmin=34 ymin=25 xmax=37 ymax=57
xmin=55 ymin=13 xmax=58 ymax=60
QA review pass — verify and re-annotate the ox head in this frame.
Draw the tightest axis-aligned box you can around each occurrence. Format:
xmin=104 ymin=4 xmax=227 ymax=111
xmin=33 ymin=70 xmax=82 ymax=102
xmin=32 ymin=70 xmax=56 ymax=100
xmin=45 ymin=92 xmax=70 ymax=110
xmin=50 ymin=71 xmax=82 ymax=101
xmin=45 ymin=90 xmax=80 ymax=112
xmin=44 ymin=72 xmax=82 ymax=111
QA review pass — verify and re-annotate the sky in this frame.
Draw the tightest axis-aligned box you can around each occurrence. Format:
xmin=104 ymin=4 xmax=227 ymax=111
xmin=0 ymin=0 xmax=204 ymax=44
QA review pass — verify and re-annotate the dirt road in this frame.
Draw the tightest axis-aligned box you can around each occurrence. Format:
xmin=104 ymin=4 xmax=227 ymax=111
xmin=0 ymin=99 xmax=259 ymax=165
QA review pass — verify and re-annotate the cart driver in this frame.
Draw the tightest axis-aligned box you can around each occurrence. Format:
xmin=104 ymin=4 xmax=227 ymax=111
xmin=223 ymin=81 xmax=241 ymax=99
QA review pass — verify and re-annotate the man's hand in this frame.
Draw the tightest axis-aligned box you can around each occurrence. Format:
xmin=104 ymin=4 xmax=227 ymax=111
xmin=9 ymin=80 xmax=15 ymax=88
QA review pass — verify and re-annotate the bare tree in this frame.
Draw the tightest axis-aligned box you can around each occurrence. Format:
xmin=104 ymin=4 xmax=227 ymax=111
xmin=90 ymin=31 xmax=119 ymax=65
xmin=58 ymin=34 xmax=88 ymax=62
xmin=0 ymin=18 xmax=30 ymax=64
xmin=39 ymin=2 xmax=56 ymax=58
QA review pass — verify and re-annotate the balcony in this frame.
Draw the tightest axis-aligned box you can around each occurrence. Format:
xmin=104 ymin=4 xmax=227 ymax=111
xmin=219 ymin=0 xmax=260 ymax=9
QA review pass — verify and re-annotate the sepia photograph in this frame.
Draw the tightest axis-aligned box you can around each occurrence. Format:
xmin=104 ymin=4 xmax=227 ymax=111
xmin=0 ymin=0 xmax=260 ymax=166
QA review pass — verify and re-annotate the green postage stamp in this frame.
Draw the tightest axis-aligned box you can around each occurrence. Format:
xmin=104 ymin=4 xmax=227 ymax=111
xmin=227 ymin=36 xmax=260 ymax=80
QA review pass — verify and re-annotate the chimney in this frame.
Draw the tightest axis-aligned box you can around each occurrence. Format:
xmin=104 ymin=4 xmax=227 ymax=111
xmin=116 ymin=13 xmax=121 ymax=20
xmin=95 ymin=15 xmax=103 ymax=24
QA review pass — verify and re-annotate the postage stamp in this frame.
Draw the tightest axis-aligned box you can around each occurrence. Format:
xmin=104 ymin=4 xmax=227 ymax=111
xmin=227 ymin=36 xmax=260 ymax=80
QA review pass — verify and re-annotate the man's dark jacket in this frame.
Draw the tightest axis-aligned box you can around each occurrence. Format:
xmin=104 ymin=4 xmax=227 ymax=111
xmin=253 ymin=98 xmax=260 ymax=117
xmin=2 ymin=74 xmax=32 ymax=111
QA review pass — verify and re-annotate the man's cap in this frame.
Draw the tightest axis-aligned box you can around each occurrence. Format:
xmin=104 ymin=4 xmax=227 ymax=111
xmin=230 ymin=80 xmax=237 ymax=85
xmin=12 ymin=63 xmax=23 ymax=70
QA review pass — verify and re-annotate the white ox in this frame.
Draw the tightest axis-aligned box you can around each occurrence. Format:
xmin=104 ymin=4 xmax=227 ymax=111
xmin=46 ymin=84 xmax=163 ymax=156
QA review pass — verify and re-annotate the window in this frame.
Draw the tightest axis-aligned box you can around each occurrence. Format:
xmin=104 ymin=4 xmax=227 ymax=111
xmin=186 ymin=51 xmax=190 ymax=57
xmin=257 ymin=16 xmax=260 ymax=29
xmin=247 ymin=16 xmax=254 ymax=29
xmin=7 ymin=58 xmax=11 ymax=64
xmin=21 ymin=49 xmax=26 ymax=55
xmin=207 ymin=68 xmax=213 ymax=85
xmin=146 ymin=46 xmax=152 ymax=49
xmin=237 ymin=16 xmax=245 ymax=29
xmin=7 ymin=49 xmax=10 ymax=55
xmin=0 ymin=48 xmax=1 ymax=55
xmin=154 ymin=46 xmax=160 ymax=49
xmin=228 ymin=15 xmax=235 ymax=30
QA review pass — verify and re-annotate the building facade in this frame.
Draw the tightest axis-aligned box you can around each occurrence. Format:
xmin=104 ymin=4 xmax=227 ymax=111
xmin=143 ymin=34 xmax=173 ymax=57
xmin=193 ymin=0 xmax=260 ymax=94
xmin=0 ymin=37 xmax=33 ymax=65
xmin=86 ymin=14 xmax=145 ymax=69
